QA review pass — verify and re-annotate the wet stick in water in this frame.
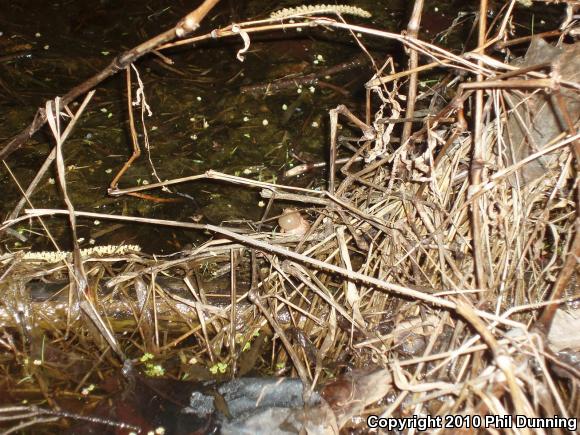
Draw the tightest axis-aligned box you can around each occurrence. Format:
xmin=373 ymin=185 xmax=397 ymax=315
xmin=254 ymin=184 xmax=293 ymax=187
xmin=0 ymin=0 xmax=221 ymax=161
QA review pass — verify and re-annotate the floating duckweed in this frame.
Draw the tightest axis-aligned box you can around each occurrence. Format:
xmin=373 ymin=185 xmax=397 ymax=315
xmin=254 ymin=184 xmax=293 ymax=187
xmin=94 ymin=220 xmax=100 ymax=225
xmin=140 ymin=353 xmax=154 ymax=362
xmin=282 ymin=104 xmax=288 ymax=111
xmin=196 ymin=96 xmax=202 ymax=101
xmin=105 ymin=168 xmax=112 ymax=173
xmin=144 ymin=364 xmax=165 ymax=377
xmin=243 ymin=116 xmax=249 ymax=122
xmin=258 ymin=200 xmax=265 ymax=207
xmin=262 ymin=119 xmax=269 ymax=126
xmin=309 ymin=86 xmax=315 ymax=93
xmin=209 ymin=362 xmax=228 ymax=374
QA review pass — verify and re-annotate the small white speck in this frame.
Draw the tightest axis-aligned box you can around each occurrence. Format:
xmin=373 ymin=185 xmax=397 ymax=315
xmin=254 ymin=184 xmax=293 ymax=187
xmin=356 ymin=33 xmax=362 ymax=38
xmin=434 ymin=6 xmax=439 ymax=12
xmin=309 ymin=86 xmax=315 ymax=93
xmin=296 ymin=27 xmax=302 ymax=32
xmin=151 ymin=126 xmax=158 ymax=131
xmin=33 ymin=359 xmax=42 ymax=366
xmin=100 ymin=108 xmax=108 ymax=113
xmin=196 ymin=96 xmax=202 ymax=101
xmin=311 ymin=121 xmax=319 ymax=128
xmin=203 ymin=118 xmax=209 ymax=128
xmin=105 ymin=168 xmax=112 ymax=174
xmin=48 ymin=178 xmax=55 ymax=185
xmin=94 ymin=220 xmax=100 ymax=225
xmin=189 ymin=117 xmax=195 ymax=122
xmin=77 ymin=237 xmax=85 ymax=243
xmin=142 ymin=180 xmax=149 ymax=185
xmin=313 ymin=59 xmax=319 ymax=65
xmin=243 ymin=168 xmax=251 ymax=174
xmin=258 ymin=201 xmax=265 ymax=207
xmin=35 ymin=32 xmax=41 ymax=37
xmin=316 ymin=54 xmax=324 ymax=61
xmin=81 ymin=384 xmax=95 ymax=396
xmin=540 ymin=19 xmax=546 ymax=24
xmin=155 ymin=428 xmax=166 ymax=435
xmin=89 ymin=239 xmax=95 ymax=245
xmin=297 ymin=87 xmax=302 ymax=94
xmin=262 ymin=119 xmax=269 ymax=126
xmin=190 ymin=134 xmax=198 ymax=140
xmin=43 ymin=45 xmax=50 ymax=50
xmin=243 ymin=116 xmax=249 ymax=122
xmin=282 ymin=104 xmax=288 ymax=111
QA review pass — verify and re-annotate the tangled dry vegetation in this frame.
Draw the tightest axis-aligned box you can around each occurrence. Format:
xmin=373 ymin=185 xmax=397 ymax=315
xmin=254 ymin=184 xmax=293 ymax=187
xmin=1 ymin=0 xmax=579 ymax=432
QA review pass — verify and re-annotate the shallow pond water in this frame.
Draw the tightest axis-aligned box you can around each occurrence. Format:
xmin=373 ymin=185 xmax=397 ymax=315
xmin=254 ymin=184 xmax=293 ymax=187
xmin=0 ymin=0 xmax=563 ymax=253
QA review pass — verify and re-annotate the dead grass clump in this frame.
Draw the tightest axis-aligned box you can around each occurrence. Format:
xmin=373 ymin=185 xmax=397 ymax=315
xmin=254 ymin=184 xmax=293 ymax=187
xmin=1 ymin=0 xmax=580 ymax=432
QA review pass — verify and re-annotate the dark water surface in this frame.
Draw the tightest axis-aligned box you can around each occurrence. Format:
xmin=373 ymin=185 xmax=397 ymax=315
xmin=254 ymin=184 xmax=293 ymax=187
xmin=0 ymin=0 xmax=562 ymax=253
